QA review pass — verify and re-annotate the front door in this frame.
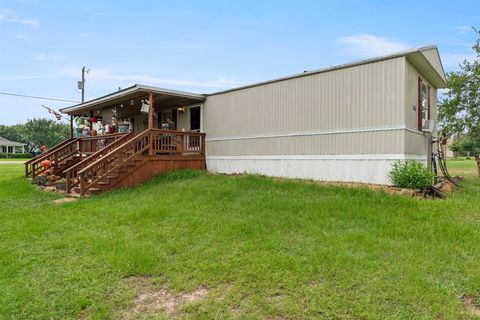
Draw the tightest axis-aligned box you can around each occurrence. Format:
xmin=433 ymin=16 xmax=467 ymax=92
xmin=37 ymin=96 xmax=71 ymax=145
xmin=189 ymin=106 xmax=201 ymax=132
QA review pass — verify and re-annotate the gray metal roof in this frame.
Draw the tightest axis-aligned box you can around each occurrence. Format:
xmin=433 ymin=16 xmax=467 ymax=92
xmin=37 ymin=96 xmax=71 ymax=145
xmin=0 ymin=136 xmax=25 ymax=146
xmin=207 ymin=45 xmax=447 ymax=96
xmin=60 ymin=84 xmax=206 ymax=114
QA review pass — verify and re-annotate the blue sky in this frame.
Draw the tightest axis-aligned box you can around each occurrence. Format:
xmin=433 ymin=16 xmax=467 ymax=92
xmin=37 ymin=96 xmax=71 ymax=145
xmin=0 ymin=0 xmax=478 ymax=125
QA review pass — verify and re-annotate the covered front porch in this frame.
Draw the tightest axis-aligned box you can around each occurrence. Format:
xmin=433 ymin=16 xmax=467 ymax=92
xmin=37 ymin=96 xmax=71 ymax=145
xmin=25 ymin=84 xmax=207 ymax=197
xmin=60 ymin=84 xmax=206 ymax=137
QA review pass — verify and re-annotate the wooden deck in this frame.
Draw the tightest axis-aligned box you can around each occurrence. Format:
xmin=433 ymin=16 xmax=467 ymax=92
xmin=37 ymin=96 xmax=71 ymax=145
xmin=25 ymin=129 xmax=206 ymax=197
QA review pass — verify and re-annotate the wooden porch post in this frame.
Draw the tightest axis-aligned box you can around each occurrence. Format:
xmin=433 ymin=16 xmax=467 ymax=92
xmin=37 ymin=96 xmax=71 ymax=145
xmin=70 ymin=115 xmax=74 ymax=139
xmin=148 ymin=93 xmax=153 ymax=129
xmin=89 ymin=111 xmax=93 ymax=130
xmin=148 ymin=93 xmax=154 ymax=156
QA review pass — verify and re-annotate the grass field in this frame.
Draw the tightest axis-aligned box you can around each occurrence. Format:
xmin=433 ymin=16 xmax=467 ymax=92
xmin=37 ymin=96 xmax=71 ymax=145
xmin=0 ymin=159 xmax=479 ymax=319
xmin=0 ymin=158 xmax=30 ymax=162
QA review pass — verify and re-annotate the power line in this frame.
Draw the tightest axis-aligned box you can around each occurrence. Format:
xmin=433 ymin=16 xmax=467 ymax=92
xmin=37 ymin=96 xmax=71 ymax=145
xmin=0 ymin=91 xmax=79 ymax=103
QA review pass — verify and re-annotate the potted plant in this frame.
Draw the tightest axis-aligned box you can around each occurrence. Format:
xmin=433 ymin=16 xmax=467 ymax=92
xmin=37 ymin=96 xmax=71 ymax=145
xmin=74 ymin=117 xmax=86 ymax=137
xmin=33 ymin=174 xmax=48 ymax=186
xmin=55 ymin=178 xmax=67 ymax=190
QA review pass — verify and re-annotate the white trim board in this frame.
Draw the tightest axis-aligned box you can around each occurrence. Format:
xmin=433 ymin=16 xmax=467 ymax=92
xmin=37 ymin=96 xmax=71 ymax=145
xmin=205 ymin=125 xmax=426 ymax=142
xmin=206 ymin=154 xmax=428 ymax=185
xmin=207 ymin=154 xmax=428 ymax=161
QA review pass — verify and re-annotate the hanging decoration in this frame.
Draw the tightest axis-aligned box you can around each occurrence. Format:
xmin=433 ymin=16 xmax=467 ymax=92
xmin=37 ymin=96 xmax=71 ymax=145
xmin=140 ymin=101 xmax=150 ymax=113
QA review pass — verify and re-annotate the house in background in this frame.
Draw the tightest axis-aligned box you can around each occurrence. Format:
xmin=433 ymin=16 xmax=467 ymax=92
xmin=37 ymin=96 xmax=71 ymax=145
xmin=26 ymin=45 xmax=447 ymax=196
xmin=0 ymin=136 xmax=25 ymax=155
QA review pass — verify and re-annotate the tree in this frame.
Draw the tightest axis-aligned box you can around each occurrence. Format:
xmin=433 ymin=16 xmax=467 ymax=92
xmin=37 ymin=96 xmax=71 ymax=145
xmin=438 ymin=27 xmax=480 ymax=176
xmin=0 ymin=124 xmax=24 ymax=143
xmin=0 ymin=119 xmax=69 ymax=154
xmin=22 ymin=118 xmax=70 ymax=153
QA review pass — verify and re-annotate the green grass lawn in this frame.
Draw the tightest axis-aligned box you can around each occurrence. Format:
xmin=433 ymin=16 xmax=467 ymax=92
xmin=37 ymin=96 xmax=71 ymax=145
xmin=0 ymin=158 xmax=30 ymax=162
xmin=1 ymin=160 xmax=480 ymax=319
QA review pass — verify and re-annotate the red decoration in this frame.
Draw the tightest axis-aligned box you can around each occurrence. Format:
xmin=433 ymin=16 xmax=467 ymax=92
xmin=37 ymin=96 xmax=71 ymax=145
xmin=90 ymin=117 xmax=97 ymax=123
xmin=40 ymin=160 xmax=52 ymax=169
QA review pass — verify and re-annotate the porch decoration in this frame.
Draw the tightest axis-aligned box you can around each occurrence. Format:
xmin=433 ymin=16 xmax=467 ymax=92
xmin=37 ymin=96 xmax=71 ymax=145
xmin=140 ymin=101 xmax=149 ymax=114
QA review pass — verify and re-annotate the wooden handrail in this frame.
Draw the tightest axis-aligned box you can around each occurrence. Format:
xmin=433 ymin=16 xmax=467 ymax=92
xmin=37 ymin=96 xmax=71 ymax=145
xmin=65 ymin=132 xmax=134 ymax=175
xmin=150 ymin=128 xmax=206 ymax=136
xmin=150 ymin=129 xmax=205 ymax=156
xmin=78 ymin=130 xmax=151 ymax=195
xmin=27 ymin=139 xmax=81 ymax=178
xmin=79 ymin=130 xmax=150 ymax=175
xmin=65 ymin=131 xmax=134 ymax=193
xmin=25 ymin=133 xmax=130 ymax=178
xmin=24 ymin=138 xmax=75 ymax=165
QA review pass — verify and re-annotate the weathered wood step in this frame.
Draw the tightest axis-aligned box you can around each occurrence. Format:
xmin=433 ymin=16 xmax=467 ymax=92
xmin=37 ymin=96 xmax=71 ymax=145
xmin=88 ymin=188 xmax=102 ymax=194
xmin=97 ymin=181 xmax=109 ymax=185
xmin=66 ymin=192 xmax=83 ymax=198
xmin=106 ymin=174 xmax=119 ymax=179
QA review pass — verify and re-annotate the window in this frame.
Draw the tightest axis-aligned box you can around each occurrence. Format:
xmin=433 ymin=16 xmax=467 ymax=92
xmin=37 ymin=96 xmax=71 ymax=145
xmin=421 ymin=82 xmax=428 ymax=126
xmin=418 ymin=78 xmax=430 ymax=131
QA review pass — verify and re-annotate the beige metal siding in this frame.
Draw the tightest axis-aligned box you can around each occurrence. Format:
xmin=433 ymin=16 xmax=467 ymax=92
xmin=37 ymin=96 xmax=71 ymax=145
xmin=204 ymin=57 xmax=406 ymax=156
xmin=404 ymin=61 xmax=437 ymax=156
xmin=207 ymin=130 xmax=405 ymax=156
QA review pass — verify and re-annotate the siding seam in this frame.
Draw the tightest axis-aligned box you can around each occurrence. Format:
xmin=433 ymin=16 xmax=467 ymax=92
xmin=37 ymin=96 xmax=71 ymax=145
xmin=206 ymin=125 xmax=426 ymax=142
xmin=206 ymin=154 xmax=428 ymax=160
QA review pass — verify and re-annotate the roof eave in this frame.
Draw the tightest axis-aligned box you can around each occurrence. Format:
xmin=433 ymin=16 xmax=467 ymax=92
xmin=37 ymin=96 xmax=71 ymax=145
xmin=60 ymin=84 xmax=206 ymax=115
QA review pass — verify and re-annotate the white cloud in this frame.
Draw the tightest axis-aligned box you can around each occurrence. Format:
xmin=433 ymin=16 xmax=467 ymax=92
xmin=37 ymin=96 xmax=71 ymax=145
xmin=453 ymin=26 xmax=473 ymax=34
xmin=440 ymin=53 xmax=476 ymax=70
xmin=0 ymin=74 xmax=57 ymax=81
xmin=14 ymin=32 xmax=29 ymax=40
xmin=336 ymin=34 xmax=411 ymax=58
xmin=35 ymin=53 xmax=61 ymax=62
xmin=0 ymin=8 xmax=39 ymax=27
xmin=60 ymin=67 xmax=243 ymax=89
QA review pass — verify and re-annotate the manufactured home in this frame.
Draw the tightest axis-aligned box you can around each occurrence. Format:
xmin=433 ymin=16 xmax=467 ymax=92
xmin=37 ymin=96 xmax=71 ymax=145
xmin=25 ymin=46 xmax=447 ymax=196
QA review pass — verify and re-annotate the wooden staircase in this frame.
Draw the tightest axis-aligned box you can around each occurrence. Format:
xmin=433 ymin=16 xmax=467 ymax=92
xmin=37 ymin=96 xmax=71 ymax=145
xmin=26 ymin=129 xmax=206 ymax=197
xmin=25 ymin=133 xmax=128 ymax=179
xmin=67 ymin=129 xmax=206 ymax=197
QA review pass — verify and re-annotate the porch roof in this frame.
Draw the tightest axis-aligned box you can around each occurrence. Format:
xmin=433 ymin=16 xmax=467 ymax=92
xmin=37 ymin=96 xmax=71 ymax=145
xmin=0 ymin=136 xmax=25 ymax=147
xmin=60 ymin=84 xmax=206 ymax=116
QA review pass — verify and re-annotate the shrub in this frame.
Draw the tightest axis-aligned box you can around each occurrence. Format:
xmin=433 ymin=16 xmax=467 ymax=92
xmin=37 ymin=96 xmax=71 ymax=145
xmin=33 ymin=174 xmax=48 ymax=186
xmin=389 ymin=160 xmax=434 ymax=190
xmin=0 ymin=152 xmax=33 ymax=158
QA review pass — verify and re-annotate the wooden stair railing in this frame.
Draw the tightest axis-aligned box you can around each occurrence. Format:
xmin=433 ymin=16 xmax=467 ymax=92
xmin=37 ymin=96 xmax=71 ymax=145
xmin=77 ymin=130 xmax=151 ymax=196
xmin=27 ymin=138 xmax=81 ymax=179
xmin=25 ymin=133 xmax=130 ymax=179
xmin=24 ymin=138 xmax=76 ymax=177
xmin=65 ymin=131 xmax=135 ymax=194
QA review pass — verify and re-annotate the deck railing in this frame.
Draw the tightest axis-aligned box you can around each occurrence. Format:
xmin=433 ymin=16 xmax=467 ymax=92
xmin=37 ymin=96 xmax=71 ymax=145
xmin=24 ymin=138 xmax=75 ymax=177
xmin=25 ymin=133 xmax=128 ymax=178
xmin=78 ymin=130 xmax=151 ymax=196
xmin=65 ymin=131 xmax=135 ymax=193
xmin=151 ymin=129 xmax=205 ymax=155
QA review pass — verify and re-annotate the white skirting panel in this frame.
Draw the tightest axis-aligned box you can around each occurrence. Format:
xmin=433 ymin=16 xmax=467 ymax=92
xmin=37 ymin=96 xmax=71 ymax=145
xmin=206 ymin=154 xmax=428 ymax=185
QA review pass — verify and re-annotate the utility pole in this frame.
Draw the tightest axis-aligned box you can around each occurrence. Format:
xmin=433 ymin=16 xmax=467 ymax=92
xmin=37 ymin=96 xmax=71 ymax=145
xmin=80 ymin=66 xmax=86 ymax=103
xmin=73 ymin=66 xmax=88 ymax=137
